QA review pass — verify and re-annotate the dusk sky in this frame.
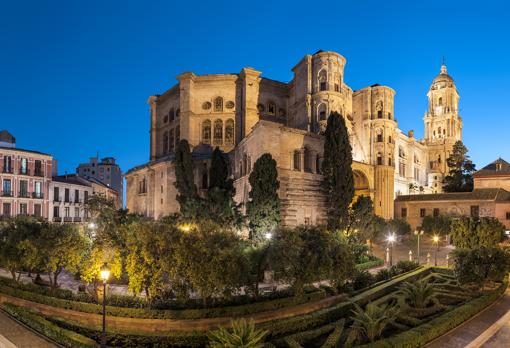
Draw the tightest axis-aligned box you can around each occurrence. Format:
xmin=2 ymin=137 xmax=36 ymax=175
xmin=1 ymin=0 xmax=509 ymax=177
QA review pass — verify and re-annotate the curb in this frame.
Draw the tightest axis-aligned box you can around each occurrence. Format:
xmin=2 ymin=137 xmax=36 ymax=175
xmin=464 ymin=300 xmax=510 ymax=348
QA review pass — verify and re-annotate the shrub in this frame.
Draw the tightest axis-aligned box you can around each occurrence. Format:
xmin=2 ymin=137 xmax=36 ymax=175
xmin=352 ymin=270 xmax=375 ymax=290
xmin=208 ymin=318 xmax=268 ymax=347
xmin=453 ymin=247 xmax=510 ymax=289
xmin=356 ymin=258 xmax=384 ymax=271
xmin=395 ymin=261 xmax=419 ymax=273
xmin=2 ymin=303 xmax=97 ymax=348
xmin=399 ymin=279 xmax=437 ymax=309
xmin=350 ymin=302 xmax=398 ymax=344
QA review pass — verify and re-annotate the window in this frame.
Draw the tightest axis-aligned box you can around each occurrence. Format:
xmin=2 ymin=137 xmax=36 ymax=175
xmin=267 ymin=101 xmax=276 ymax=115
xmin=2 ymin=203 xmax=11 ymax=217
xmin=65 ymin=188 xmax=70 ymax=202
xmin=175 ymin=109 xmax=180 ymax=118
xmin=506 ymin=212 xmax=510 ymax=220
xmin=138 ymin=178 xmax=147 ymax=194
xmin=225 ymin=119 xmax=234 ymax=145
xmin=84 ymin=191 xmax=89 ymax=203
xmin=54 ymin=187 xmax=59 ymax=201
xmin=34 ymin=182 xmax=42 ymax=198
xmin=388 ymin=157 xmax=393 ymax=166
xmin=214 ymin=97 xmax=223 ymax=112
xmin=438 ymin=97 xmax=443 ymax=106
xmin=318 ymin=104 xmax=327 ymax=121
xmin=3 ymin=179 xmax=11 ymax=196
xmin=318 ymin=70 xmax=327 ymax=91
xmin=34 ymin=204 xmax=41 ymax=217
xmin=420 ymin=208 xmax=426 ymax=217
xmin=388 ymin=135 xmax=392 ymax=144
xmin=169 ymin=128 xmax=175 ymax=152
xmin=378 ymin=110 xmax=382 ymax=119
xmin=65 ymin=207 xmax=70 ymax=218
xmin=19 ymin=203 xmax=27 ymax=215
xmin=377 ymin=153 xmax=383 ymax=165
xmin=334 ymin=84 xmax=340 ymax=92
xmin=169 ymin=108 xmax=175 ymax=121
xmin=320 ymin=82 xmax=327 ymax=91
xmin=75 ymin=189 xmax=80 ymax=203
xmin=34 ymin=160 xmax=42 ymax=176
xmin=202 ymin=120 xmax=211 ymax=144
xmin=377 ymin=133 xmax=383 ymax=142
xmin=213 ymin=119 xmax=223 ymax=145
xmin=74 ymin=207 xmax=80 ymax=217
xmin=470 ymin=205 xmax=480 ymax=218
xmin=293 ymin=151 xmax=301 ymax=171
xmin=163 ymin=131 xmax=169 ymax=154
xmin=414 ymin=167 xmax=420 ymax=181
xmin=433 ymin=208 xmax=440 ymax=217
xmin=399 ymin=162 xmax=406 ymax=178
xmin=53 ymin=206 xmax=60 ymax=218
xmin=20 ymin=158 xmax=28 ymax=174
xmin=304 ymin=148 xmax=312 ymax=173
xmin=388 ymin=112 xmax=392 ymax=119
xmin=19 ymin=180 xmax=28 ymax=197
xmin=401 ymin=208 xmax=407 ymax=218
xmin=3 ymin=156 xmax=12 ymax=173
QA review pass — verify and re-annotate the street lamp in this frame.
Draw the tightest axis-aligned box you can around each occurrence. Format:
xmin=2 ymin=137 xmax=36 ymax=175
xmin=264 ymin=232 xmax=273 ymax=241
xmin=433 ymin=235 xmax=440 ymax=266
xmin=178 ymin=224 xmax=191 ymax=232
xmin=387 ymin=233 xmax=396 ymax=266
xmin=414 ymin=230 xmax=424 ymax=264
xmin=100 ymin=263 xmax=110 ymax=348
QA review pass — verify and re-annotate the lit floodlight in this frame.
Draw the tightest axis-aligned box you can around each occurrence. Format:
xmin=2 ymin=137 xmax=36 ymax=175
xmin=265 ymin=232 xmax=273 ymax=240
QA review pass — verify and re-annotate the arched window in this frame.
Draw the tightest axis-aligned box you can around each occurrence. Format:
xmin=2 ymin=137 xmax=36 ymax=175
xmin=318 ymin=70 xmax=328 ymax=91
xmin=213 ymin=119 xmax=223 ymax=145
xmin=388 ymin=157 xmax=393 ymax=166
xmin=438 ymin=97 xmax=443 ymax=106
xmin=169 ymin=129 xmax=175 ymax=152
xmin=267 ymin=101 xmax=276 ymax=115
xmin=175 ymin=126 xmax=180 ymax=145
xmin=377 ymin=133 xmax=383 ymax=142
xmin=175 ymin=109 xmax=180 ymax=118
xmin=293 ymin=150 xmax=301 ymax=171
xmin=163 ymin=131 xmax=169 ymax=154
xmin=169 ymin=108 xmax=175 ymax=122
xmin=377 ymin=153 xmax=383 ymax=165
xmin=304 ymin=148 xmax=312 ymax=173
xmin=388 ymin=135 xmax=392 ymax=144
xmin=202 ymin=120 xmax=211 ymax=144
xmin=318 ymin=103 xmax=327 ymax=121
xmin=225 ymin=119 xmax=234 ymax=145
xmin=214 ymin=97 xmax=223 ymax=112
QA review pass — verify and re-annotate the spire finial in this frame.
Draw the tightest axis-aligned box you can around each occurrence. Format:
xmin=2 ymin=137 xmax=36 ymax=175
xmin=440 ymin=56 xmax=447 ymax=75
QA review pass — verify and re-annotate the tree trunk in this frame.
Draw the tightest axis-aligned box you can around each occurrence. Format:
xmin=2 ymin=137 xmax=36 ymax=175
xmin=10 ymin=270 xmax=16 ymax=281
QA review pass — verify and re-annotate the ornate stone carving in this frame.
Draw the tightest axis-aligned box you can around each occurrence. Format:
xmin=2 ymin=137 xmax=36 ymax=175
xmin=202 ymin=101 xmax=212 ymax=110
xmin=226 ymin=101 xmax=235 ymax=109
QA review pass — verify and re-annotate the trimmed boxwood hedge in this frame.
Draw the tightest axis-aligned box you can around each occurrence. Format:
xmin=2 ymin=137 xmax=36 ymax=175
xmin=2 ymin=302 xmax=97 ymax=348
xmin=0 ymin=281 xmax=328 ymax=319
xmin=356 ymin=258 xmax=384 ymax=270
xmin=356 ymin=279 xmax=508 ymax=348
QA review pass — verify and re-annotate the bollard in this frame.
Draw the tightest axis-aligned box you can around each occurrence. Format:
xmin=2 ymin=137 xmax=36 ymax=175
xmin=409 ymin=250 xmax=413 ymax=261
xmin=446 ymin=254 xmax=450 ymax=267
xmin=427 ymin=252 xmax=431 ymax=265
xmin=386 ymin=247 xmax=390 ymax=264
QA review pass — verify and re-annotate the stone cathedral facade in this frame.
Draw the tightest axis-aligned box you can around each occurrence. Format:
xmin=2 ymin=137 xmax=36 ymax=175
xmin=125 ymin=50 xmax=462 ymax=225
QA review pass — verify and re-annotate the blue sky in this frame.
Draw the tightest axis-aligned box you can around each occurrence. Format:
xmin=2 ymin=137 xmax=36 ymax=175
xmin=1 ymin=0 xmax=509 ymax=176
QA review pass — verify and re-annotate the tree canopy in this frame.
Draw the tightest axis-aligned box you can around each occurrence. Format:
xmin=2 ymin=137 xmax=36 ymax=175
xmin=443 ymin=141 xmax=476 ymax=192
xmin=450 ymin=217 xmax=504 ymax=249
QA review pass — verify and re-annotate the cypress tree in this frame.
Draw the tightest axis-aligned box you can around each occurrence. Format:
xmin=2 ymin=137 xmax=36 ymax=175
xmin=173 ymin=139 xmax=199 ymax=216
xmin=209 ymin=147 xmax=233 ymax=193
xmin=322 ymin=112 xmax=354 ymax=230
xmin=443 ymin=140 xmax=476 ymax=192
xmin=247 ymin=153 xmax=280 ymax=244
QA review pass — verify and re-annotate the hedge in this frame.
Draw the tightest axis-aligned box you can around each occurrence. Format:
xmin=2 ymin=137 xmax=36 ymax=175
xmin=356 ymin=279 xmax=508 ymax=348
xmin=0 ymin=281 xmax=328 ymax=319
xmin=2 ymin=302 xmax=98 ymax=348
xmin=356 ymin=258 xmax=384 ymax=270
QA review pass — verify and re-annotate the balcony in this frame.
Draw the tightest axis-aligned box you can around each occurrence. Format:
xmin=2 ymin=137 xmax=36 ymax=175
xmin=53 ymin=197 xmax=61 ymax=203
xmin=34 ymin=169 xmax=44 ymax=177
xmin=2 ymin=168 xmax=13 ymax=174
xmin=18 ymin=168 xmax=30 ymax=176
xmin=32 ymin=192 xmax=44 ymax=199
xmin=1 ymin=191 xmax=13 ymax=197
xmin=53 ymin=217 xmax=62 ymax=222
xmin=18 ymin=191 xmax=30 ymax=198
xmin=73 ymin=217 xmax=82 ymax=222
xmin=64 ymin=217 xmax=73 ymax=222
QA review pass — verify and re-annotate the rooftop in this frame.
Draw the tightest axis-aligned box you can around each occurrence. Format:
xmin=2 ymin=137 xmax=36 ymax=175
xmin=474 ymin=158 xmax=510 ymax=177
xmin=395 ymin=188 xmax=510 ymax=202
xmin=0 ymin=146 xmax=51 ymax=157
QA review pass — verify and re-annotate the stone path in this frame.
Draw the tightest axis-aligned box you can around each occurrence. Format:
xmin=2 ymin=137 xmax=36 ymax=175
xmin=426 ymin=287 xmax=510 ymax=348
xmin=0 ymin=310 xmax=55 ymax=348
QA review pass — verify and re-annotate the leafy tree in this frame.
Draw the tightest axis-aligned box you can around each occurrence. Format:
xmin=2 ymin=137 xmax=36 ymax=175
xmin=270 ymin=226 xmax=354 ymax=295
xmin=246 ymin=153 xmax=280 ymax=244
xmin=81 ymin=242 xmax=123 ymax=298
xmin=399 ymin=279 xmax=437 ymax=308
xmin=208 ymin=319 xmax=267 ymax=348
xmin=39 ymin=224 xmax=89 ymax=288
xmin=322 ymin=112 xmax=354 ymax=230
xmin=349 ymin=303 xmax=397 ymax=344
xmin=346 ymin=196 xmax=381 ymax=242
xmin=206 ymin=147 xmax=243 ymax=228
xmin=450 ymin=217 xmax=504 ymax=249
xmin=387 ymin=218 xmax=412 ymax=236
xmin=174 ymin=139 xmax=200 ymax=217
xmin=453 ymin=247 xmax=510 ymax=289
xmin=421 ymin=215 xmax=452 ymax=237
xmin=443 ymin=141 xmax=476 ymax=192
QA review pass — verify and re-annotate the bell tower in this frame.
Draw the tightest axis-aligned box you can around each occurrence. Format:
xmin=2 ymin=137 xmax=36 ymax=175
xmin=423 ymin=63 xmax=463 ymax=192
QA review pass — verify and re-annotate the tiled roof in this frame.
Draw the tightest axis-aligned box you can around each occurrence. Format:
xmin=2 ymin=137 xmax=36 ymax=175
xmin=0 ymin=146 xmax=51 ymax=156
xmin=52 ymin=174 xmax=91 ymax=187
xmin=0 ymin=130 xmax=15 ymax=144
xmin=395 ymin=188 xmax=510 ymax=202
xmin=474 ymin=158 xmax=510 ymax=177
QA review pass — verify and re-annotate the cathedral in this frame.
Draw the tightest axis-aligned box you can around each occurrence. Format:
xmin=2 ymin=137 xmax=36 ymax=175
xmin=125 ymin=50 xmax=462 ymax=225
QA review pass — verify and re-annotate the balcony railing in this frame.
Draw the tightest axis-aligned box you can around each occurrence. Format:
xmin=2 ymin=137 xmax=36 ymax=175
xmin=32 ymin=192 xmax=44 ymax=199
xmin=1 ymin=191 xmax=13 ymax=197
xmin=64 ymin=217 xmax=73 ymax=222
xmin=19 ymin=168 xmax=30 ymax=176
xmin=18 ymin=191 xmax=30 ymax=198
xmin=2 ymin=168 xmax=13 ymax=174
xmin=54 ymin=197 xmax=61 ymax=202
xmin=34 ymin=169 xmax=43 ymax=177
xmin=73 ymin=217 xmax=82 ymax=222
xmin=53 ymin=217 xmax=62 ymax=222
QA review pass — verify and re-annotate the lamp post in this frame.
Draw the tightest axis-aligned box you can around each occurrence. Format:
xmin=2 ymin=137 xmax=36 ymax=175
xmin=414 ymin=230 xmax=424 ymax=264
xmin=100 ymin=263 xmax=110 ymax=348
xmin=387 ymin=233 xmax=396 ymax=266
xmin=433 ymin=235 xmax=440 ymax=266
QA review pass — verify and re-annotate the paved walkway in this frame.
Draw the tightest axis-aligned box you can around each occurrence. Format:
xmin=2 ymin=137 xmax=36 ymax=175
xmin=426 ymin=287 xmax=510 ymax=348
xmin=373 ymin=237 xmax=454 ymax=266
xmin=0 ymin=311 xmax=55 ymax=348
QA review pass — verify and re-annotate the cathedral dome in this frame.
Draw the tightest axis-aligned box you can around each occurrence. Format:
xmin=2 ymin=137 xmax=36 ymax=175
xmin=431 ymin=64 xmax=454 ymax=89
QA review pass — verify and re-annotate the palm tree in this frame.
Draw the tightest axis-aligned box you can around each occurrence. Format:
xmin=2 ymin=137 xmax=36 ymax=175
xmin=399 ymin=279 xmax=437 ymax=308
xmin=350 ymin=303 xmax=397 ymax=344
xmin=208 ymin=318 xmax=268 ymax=348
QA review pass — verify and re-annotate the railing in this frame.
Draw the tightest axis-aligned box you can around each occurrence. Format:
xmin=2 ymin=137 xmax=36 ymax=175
xmin=63 ymin=217 xmax=73 ymax=222
xmin=18 ymin=191 xmax=30 ymax=198
xmin=19 ymin=168 xmax=30 ymax=176
xmin=1 ymin=191 xmax=13 ymax=197
xmin=33 ymin=170 xmax=43 ymax=177
xmin=2 ymin=168 xmax=13 ymax=174
xmin=53 ymin=197 xmax=61 ymax=202
xmin=53 ymin=217 xmax=62 ymax=222
xmin=73 ymin=217 xmax=82 ymax=222
xmin=32 ymin=192 xmax=44 ymax=199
